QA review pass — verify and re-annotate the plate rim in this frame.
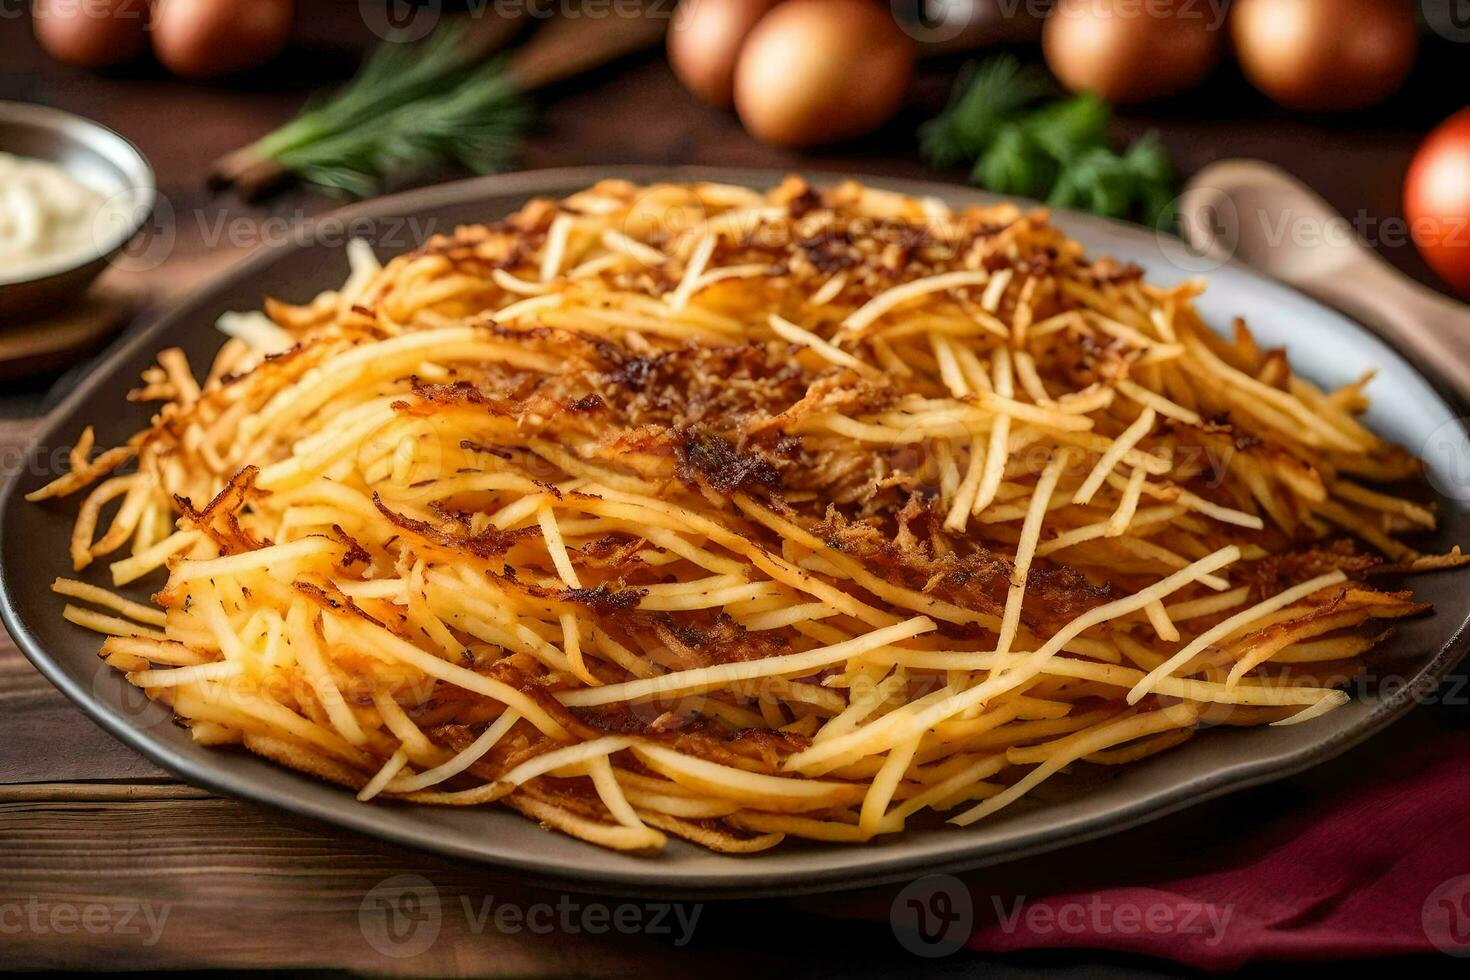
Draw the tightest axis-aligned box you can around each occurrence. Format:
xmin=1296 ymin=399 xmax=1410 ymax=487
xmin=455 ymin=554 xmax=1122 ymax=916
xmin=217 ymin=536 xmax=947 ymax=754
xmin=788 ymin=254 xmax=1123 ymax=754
xmin=4 ymin=164 xmax=1469 ymax=897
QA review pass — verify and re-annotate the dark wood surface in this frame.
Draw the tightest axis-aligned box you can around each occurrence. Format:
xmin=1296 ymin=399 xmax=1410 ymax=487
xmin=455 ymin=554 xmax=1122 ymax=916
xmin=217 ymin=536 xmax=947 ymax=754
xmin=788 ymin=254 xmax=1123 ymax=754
xmin=3 ymin=4 xmax=1470 ymax=974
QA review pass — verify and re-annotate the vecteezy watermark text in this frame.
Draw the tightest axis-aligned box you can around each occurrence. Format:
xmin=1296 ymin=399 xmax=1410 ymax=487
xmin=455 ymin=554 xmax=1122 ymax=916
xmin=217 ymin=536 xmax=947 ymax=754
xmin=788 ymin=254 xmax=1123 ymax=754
xmin=359 ymin=0 xmax=678 ymax=42
xmin=890 ymin=875 xmax=1235 ymax=957
xmin=0 ymin=898 xmax=171 ymax=946
xmin=359 ymin=874 xmax=701 ymax=959
xmin=991 ymin=894 xmax=1233 ymax=946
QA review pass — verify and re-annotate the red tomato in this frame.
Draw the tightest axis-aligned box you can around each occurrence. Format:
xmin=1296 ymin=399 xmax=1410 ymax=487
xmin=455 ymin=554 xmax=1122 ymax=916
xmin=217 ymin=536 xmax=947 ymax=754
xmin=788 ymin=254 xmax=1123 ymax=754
xmin=1405 ymin=108 xmax=1470 ymax=299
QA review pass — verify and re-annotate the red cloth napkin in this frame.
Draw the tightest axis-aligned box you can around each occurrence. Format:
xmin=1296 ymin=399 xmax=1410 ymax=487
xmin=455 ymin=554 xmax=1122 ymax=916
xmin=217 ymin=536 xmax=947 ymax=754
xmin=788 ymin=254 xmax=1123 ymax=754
xmin=811 ymin=728 xmax=1470 ymax=970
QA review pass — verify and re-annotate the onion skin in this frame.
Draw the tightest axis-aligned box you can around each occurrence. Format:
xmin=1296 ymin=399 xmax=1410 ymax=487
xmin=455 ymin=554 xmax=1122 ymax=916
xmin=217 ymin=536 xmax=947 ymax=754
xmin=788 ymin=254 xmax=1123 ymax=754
xmin=669 ymin=0 xmax=779 ymax=108
xmin=33 ymin=0 xmax=150 ymax=68
xmin=1231 ymin=0 xmax=1417 ymax=112
xmin=734 ymin=0 xmax=914 ymax=147
xmin=150 ymin=0 xmax=294 ymax=79
xmin=1405 ymin=108 xmax=1470 ymax=299
xmin=1043 ymin=0 xmax=1223 ymax=104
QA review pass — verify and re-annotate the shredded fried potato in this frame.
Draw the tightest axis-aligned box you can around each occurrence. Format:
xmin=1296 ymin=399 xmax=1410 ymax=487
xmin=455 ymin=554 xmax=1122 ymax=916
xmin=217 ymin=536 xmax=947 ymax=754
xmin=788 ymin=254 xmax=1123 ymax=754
xmin=30 ymin=176 xmax=1466 ymax=854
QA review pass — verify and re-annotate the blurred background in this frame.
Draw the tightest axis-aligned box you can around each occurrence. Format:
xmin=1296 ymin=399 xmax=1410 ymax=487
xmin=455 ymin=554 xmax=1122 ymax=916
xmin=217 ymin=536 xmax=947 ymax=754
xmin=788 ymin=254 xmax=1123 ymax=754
xmin=5 ymin=0 xmax=1469 ymax=331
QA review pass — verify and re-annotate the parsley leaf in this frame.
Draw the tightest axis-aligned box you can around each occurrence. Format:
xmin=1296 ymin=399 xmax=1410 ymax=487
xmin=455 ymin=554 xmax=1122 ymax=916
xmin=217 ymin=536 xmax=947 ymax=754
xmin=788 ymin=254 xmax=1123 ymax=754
xmin=919 ymin=56 xmax=1052 ymax=170
xmin=1025 ymin=93 xmax=1110 ymax=164
xmin=974 ymin=125 xmax=1056 ymax=201
xmin=920 ymin=57 xmax=1176 ymax=227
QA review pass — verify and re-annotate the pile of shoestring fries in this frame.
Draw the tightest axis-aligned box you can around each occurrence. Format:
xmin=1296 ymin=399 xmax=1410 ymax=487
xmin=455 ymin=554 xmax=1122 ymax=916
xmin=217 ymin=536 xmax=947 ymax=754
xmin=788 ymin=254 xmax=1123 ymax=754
xmin=32 ymin=177 xmax=1465 ymax=853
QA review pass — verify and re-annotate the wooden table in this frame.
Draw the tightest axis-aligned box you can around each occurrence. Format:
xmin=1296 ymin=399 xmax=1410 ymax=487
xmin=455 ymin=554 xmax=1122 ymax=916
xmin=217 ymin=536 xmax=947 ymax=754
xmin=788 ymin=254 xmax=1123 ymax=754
xmin=3 ymin=4 xmax=1469 ymax=974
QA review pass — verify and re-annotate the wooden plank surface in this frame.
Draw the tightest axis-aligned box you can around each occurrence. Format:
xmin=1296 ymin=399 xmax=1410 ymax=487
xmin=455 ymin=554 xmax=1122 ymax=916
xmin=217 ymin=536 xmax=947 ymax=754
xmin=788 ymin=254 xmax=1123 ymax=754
xmin=1 ymin=792 xmax=719 ymax=975
xmin=3 ymin=5 xmax=1470 ymax=974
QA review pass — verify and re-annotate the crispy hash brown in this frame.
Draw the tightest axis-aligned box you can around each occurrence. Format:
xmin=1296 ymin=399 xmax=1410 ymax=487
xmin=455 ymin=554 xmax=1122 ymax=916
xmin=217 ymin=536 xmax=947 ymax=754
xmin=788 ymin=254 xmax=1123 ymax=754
xmin=32 ymin=177 xmax=1467 ymax=854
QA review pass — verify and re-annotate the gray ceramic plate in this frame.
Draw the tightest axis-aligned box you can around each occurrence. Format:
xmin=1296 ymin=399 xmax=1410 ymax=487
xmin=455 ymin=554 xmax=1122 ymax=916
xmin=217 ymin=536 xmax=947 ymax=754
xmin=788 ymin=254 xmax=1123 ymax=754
xmin=3 ymin=167 xmax=1468 ymax=897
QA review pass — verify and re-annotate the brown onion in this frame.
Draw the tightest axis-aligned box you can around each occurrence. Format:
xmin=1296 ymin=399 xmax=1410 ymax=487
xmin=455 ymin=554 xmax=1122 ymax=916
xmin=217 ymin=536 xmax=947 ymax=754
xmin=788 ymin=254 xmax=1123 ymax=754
xmin=150 ymin=0 xmax=294 ymax=79
xmin=33 ymin=0 xmax=150 ymax=68
xmin=1231 ymin=0 xmax=1417 ymax=111
xmin=668 ymin=0 xmax=779 ymax=108
xmin=1043 ymin=0 xmax=1224 ymax=104
xmin=733 ymin=0 xmax=914 ymax=147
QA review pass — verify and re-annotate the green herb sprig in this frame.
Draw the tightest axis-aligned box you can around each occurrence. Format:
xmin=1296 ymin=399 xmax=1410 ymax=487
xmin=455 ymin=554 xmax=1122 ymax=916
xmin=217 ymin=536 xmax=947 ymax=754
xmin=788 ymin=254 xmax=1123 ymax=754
xmin=252 ymin=24 xmax=493 ymax=167
xmin=212 ymin=7 xmax=666 ymax=200
xmin=919 ymin=57 xmax=1052 ymax=169
xmin=920 ymin=56 xmax=1176 ymax=227
xmin=274 ymin=58 xmax=529 ymax=199
xmin=210 ymin=20 xmax=529 ymax=199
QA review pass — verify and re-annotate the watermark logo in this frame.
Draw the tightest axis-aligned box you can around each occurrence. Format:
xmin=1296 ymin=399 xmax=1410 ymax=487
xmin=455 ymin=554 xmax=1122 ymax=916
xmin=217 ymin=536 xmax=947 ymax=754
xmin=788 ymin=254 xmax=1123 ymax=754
xmin=96 ymin=187 xmax=176 ymax=275
xmin=1047 ymin=0 xmax=1229 ymax=30
xmin=0 ymin=442 xmax=76 ymax=487
xmin=1165 ymin=183 xmax=1470 ymax=280
xmin=356 ymin=874 xmax=702 ymax=958
xmin=891 ymin=874 xmax=974 ymax=957
xmin=892 ymin=0 xmax=1230 ymax=45
xmin=461 ymin=894 xmax=701 ymax=943
xmin=992 ymin=894 xmax=1233 ymax=946
xmin=0 ymin=898 xmax=170 ymax=945
xmin=1424 ymin=874 xmax=1470 ymax=957
xmin=195 ymin=211 xmax=441 ymax=254
xmin=1164 ymin=184 xmax=1239 ymax=274
xmin=360 ymin=0 xmax=677 ymax=40
xmin=359 ymin=874 xmax=443 ymax=958
xmin=1423 ymin=0 xmax=1470 ymax=42
xmin=91 ymin=660 xmax=172 ymax=732
xmin=361 ymin=0 xmax=443 ymax=42
xmin=615 ymin=185 xmax=711 ymax=269
xmin=84 ymin=187 xmax=447 ymax=278
xmin=22 ymin=0 xmax=149 ymax=26
xmin=1421 ymin=417 xmax=1470 ymax=507
xmin=890 ymin=0 xmax=977 ymax=44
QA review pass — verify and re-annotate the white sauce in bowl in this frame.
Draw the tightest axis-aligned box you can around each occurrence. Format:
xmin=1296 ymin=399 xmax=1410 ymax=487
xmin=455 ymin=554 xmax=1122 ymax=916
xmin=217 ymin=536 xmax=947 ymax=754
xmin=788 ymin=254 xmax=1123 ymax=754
xmin=0 ymin=152 xmax=134 ymax=281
